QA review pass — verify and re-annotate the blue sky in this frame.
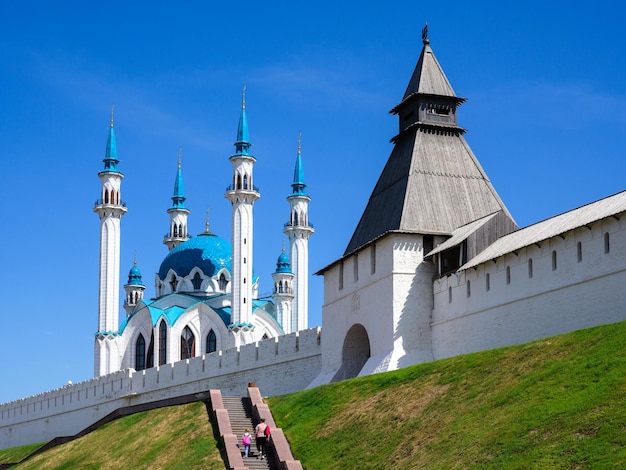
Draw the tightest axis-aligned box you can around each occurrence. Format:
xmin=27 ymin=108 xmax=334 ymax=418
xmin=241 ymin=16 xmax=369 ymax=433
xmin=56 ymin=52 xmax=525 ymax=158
xmin=1 ymin=1 xmax=625 ymax=403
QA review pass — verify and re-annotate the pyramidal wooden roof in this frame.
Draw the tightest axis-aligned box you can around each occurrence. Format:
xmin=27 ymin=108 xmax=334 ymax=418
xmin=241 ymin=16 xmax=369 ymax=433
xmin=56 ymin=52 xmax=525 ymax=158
xmin=344 ymin=36 xmax=516 ymax=255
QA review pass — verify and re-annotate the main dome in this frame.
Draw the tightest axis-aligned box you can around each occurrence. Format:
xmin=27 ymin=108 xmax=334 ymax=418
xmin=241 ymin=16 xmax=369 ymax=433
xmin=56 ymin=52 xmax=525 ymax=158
xmin=158 ymin=233 xmax=232 ymax=279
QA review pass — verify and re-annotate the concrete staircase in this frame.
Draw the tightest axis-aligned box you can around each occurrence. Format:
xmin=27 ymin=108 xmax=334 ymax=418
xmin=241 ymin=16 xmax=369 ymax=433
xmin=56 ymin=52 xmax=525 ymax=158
xmin=222 ymin=396 xmax=274 ymax=469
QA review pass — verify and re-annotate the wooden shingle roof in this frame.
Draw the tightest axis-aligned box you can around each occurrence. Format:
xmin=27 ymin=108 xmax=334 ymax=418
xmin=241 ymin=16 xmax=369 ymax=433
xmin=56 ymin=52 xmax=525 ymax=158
xmin=345 ymin=39 xmax=515 ymax=255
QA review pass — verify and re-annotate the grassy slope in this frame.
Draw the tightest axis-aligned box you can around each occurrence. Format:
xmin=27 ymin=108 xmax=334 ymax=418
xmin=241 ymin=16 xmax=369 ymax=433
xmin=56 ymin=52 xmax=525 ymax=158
xmin=5 ymin=402 xmax=224 ymax=470
xmin=2 ymin=321 xmax=625 ymax=469
xmin=268 ymin=321 xmax=626 ymax=469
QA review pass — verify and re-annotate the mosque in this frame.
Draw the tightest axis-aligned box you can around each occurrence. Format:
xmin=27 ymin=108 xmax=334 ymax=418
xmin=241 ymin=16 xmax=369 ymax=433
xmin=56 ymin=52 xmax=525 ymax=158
xmin=93 ymin=93 xmax=313 ymax=377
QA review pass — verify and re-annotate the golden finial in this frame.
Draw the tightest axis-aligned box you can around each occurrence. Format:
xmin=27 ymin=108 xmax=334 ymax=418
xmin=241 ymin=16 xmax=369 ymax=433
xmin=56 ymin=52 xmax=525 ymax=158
xmin=242 ymin=84 xmax=246 ymax=110
xmin=178 ymin=147 xmax=182 ymax=169
xmin=205 ymin=207 xmax=211 ymax=234
xmin=281 ymin=238 xmax=285 ymax=253
xmin=133 ymin=251 xmax=137 ymax=266
xmin=110 ymin=104 xmax=115 ymax=128
xmin=298 ymin=132 xmax=302 ymax=154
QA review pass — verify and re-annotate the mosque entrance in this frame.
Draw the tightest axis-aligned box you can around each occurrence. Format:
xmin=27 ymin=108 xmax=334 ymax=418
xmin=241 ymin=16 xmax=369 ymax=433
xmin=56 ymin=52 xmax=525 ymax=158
xmin=331 ymin=323 xmax=370 ymax=382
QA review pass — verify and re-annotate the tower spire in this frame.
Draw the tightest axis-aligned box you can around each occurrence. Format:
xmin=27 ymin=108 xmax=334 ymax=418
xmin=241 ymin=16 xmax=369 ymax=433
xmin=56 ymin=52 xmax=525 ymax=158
xmin=234 ymin=85 xmax=251 ymax=156
xmin=225 ymin=89 xmax=260 ymax=339
xmin=284 ymin=134 xmax=313 ymax=333
xmin=164 ymin=148 xmax=190 ymax=251
xmin=94 ymin=109 xmax=127 ymax=376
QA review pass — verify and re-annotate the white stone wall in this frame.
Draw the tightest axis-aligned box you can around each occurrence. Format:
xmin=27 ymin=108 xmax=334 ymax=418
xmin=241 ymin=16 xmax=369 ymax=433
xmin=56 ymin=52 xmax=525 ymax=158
xmin=432 ymin=217 xmax=626 ymax=359
xmin=315 ymin=233 xmax=436 ymax=385
xmin=0 ymin=328 xmax=321 ymax=450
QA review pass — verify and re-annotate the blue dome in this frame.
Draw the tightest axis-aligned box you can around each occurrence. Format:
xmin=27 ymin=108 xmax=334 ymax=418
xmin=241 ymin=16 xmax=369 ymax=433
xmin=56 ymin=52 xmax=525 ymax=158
xmin=127 ymin=264 xmax=143 ymax=285
xmin=275 ymin=251 xmax=291 ymax=273
xmin=158 ymin=233 xmax=232 ymax=280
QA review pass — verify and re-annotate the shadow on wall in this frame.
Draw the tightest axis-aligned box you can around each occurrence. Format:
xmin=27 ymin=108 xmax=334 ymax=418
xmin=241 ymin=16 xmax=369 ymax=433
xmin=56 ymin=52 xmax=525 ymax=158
xmin=331 ymin=323 xmax=370 ymax=382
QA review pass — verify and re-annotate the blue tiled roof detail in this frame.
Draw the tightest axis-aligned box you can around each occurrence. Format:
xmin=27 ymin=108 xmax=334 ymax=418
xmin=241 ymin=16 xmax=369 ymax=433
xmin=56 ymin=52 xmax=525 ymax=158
xmin=101 ymin=125 xmax=120 ymax=173
xmin=158 ymin=233 xmax=232 ymax=279
xmin=291 ymin=149 xmax=306 ymax=196
xmin=127 ymin=264 xmax=143 ymax=285
xmin=171 ymin=165 xmax=186 ymax=209
xmin=233 ymin=107 xmax=252 ymax=156
xmin=275 ymin=251 xmax=291 ymax=273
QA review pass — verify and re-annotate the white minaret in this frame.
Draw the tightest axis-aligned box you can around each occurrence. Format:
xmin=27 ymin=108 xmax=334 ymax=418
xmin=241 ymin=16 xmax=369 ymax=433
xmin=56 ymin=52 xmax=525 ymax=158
xmin=283 ymin=134 xmax=313 ymax=331
xmin=271 ymin=246 xmax=295 ymax=332
xmin=163 ymin=148 xmax=190 ymax=251
xmin=93 ymin=108 xmax=127 ymax=376
xmin=225 ymin=88 xmax=260 ymax=342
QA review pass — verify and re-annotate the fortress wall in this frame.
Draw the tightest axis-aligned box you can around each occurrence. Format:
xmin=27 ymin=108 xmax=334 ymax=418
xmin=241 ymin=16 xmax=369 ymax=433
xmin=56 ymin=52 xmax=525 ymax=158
xmin=432 ymin=216 xmax=626 ymax=359
xmin=0 ymin=327 xmax=322 ymax=449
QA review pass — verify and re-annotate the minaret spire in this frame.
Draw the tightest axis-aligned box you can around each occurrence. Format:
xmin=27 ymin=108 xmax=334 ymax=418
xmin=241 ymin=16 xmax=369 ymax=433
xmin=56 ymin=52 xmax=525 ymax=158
xmin=94 ymin=108 xmax=127 ymax=376
xmin=225 ymin=88 xmax=260 ymax=342
xmin=283 ymin=134 xmax=313 ymax=332
xmin=164 ymin=148 xmax=190 ymax=251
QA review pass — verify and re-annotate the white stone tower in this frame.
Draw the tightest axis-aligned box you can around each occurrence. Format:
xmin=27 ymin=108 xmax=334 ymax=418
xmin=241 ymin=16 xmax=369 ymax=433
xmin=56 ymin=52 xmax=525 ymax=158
xmin=93 ymin=109 xmax=127 ymax=376
xmin=163 ymin=148 xmax=190 ymax=251
xmin=225 ymin=89 xmax=260 ymax=341
xmin=283 ymin=135 xmax=313 ymax=331
xmin=271 ymin=248 xmax=295 ymax=332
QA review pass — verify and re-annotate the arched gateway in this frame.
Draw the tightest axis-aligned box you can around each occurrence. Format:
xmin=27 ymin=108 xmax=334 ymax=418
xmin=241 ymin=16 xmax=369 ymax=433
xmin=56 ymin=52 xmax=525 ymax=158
xmin=331 ymin=323 xmax=370 ymax=382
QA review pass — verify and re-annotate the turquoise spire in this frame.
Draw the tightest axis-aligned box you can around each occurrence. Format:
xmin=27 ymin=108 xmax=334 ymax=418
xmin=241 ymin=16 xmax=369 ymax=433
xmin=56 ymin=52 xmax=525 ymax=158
xmin=291 ymin=133 xmax=307 ymax=196
xmin=127 ymin=255 xmax=144 ymax=286
xmin=275 ymin=247 xmax=291 ymax=274
xmin=171 ymin=148 xmax=186 ymax=209
xmin=234 ymin=85 xmax=251 ymax=156
xmin=102 ymin=105 xmax=120 ymax=173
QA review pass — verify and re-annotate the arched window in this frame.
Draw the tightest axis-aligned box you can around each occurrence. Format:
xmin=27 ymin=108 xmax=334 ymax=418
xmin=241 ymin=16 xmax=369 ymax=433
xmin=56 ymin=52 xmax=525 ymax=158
xmin=279 ymin=280 xmax=284 ymax=293
xmin=173 ymin=224 xmax=178 ymax=237
xmin=135 ymin=334 xmax=146 ymax=371
xmin=243 ymin=174 xmax=248 ymax=189
xmin=236 ymin=174 xmax=242 ymax=190
xmin=170 ymin=275 xmax=178 ymax=292
xmin=181 ymin=326 xmax=195 ymax=360
xmin=104 ymin=190 xmax=109 ymax=203
xmin=293 ymin=212 xmax=299 ymax=226
xmin=147 ymin=332 xmax=154 ymax=369
xmin=206 ymin=329 xmax=217 ymax=353
xmin=219 ymin=273 xmax=228 ymax=291
xmin=159 ymin=321 xmax=167 ymax=366
xmin=192 ymin=272 xmax=202 ymax=290
xmin=110 ymin=189 xmax=115 ymax=205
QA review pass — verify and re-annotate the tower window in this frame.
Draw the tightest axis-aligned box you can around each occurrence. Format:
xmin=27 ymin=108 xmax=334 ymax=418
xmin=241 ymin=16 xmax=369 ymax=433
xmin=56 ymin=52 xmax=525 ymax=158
xmin=528 ymin=258 xmax=533 ymax=278
xmin=448 ymin=286 xmax=452 ymax=303
xmin=354 ymin=254 xmax=359 ymax=282
xmin=206 ymin=329 xmax=217 ymax=353
xmin=466 ymin=280 xmax=471 ymax=298
xmin=219 ymin=273 xmax=228 ymax=291
xmin=159 ymin=321 xmax=167 ymax=366
xmin=604 ymin=232 xmax=610 ymax=254
xmin=371 ymin=244 xmax=376 ymax=274
xmin=339 ymin=262 xmax=344 ymax=290
xmin=192 ymin=272 xmax=202 ymax=290
xmin=486 ymin=273 xmax=490 ymax=291
xmin=552 ymin=251 xmax=557 ymax=271
xmin=135 ymin=334 xmax=146 ymax=371
xmin=506 ymin=266 xmax=511 ymax=285
xmin=577 ymin=241 xmax=583 ymax=262
xmin=181 ymin=326 xmax=195 ymax=360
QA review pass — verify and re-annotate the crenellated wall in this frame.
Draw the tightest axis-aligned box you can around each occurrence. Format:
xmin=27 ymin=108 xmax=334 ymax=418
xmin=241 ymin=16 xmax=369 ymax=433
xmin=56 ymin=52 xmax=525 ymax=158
xmin=0 ymin=327 xmax=322 ymax=450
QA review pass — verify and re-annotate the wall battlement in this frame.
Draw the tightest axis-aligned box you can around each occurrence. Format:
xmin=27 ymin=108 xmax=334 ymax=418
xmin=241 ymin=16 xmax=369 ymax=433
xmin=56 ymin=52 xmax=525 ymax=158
xmin=0 ymin=327 xmax=322 ymax=449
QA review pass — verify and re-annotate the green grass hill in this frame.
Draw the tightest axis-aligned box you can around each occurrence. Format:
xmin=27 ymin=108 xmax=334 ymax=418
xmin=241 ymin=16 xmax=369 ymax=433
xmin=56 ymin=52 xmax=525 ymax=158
xmin=2 ymin=320 xmax=625 ymax=469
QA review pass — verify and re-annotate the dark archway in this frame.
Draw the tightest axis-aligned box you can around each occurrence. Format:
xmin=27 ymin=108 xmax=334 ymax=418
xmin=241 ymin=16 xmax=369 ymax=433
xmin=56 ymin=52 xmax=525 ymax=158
xmin=331 ymin=323 xmax=370 ymax=382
